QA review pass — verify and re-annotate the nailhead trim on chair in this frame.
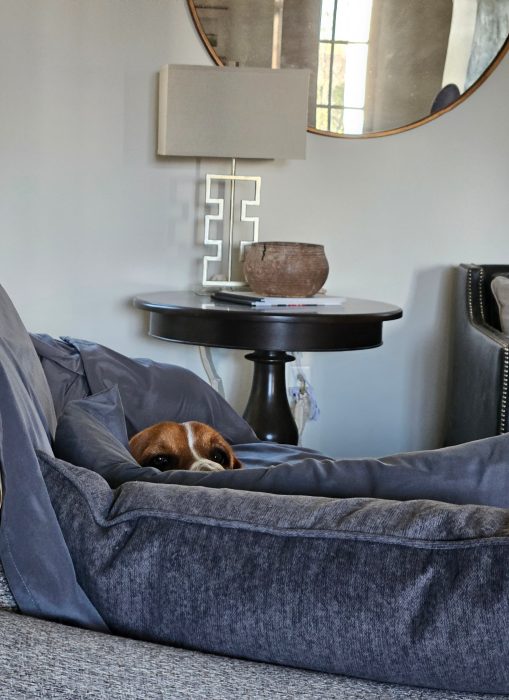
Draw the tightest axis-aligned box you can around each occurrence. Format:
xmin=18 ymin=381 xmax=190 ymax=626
xmin=500 ymin=346 xmax=509 ymax=434
xmin=478 ymin=267 xmax=486 ymax=324
xmin=467 ymin=266 xmax=475 ymax=321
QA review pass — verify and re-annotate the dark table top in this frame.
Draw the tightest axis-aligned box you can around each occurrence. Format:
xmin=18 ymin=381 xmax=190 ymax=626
xmin=133 ymin=291 xmax=403 ymax=353
xmin=134 ymin=291 xmax=402 ymax=320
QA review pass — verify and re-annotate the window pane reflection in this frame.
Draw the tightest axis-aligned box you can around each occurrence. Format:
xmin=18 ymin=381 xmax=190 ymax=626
xmin=316 ymin=0 xmax=372 ymax=133
xmin=331 ymin=45 xmax=346 ymax=106
xmin=320 ymin=0 xmax=335 ymax=41
xmin=317 ymin=42 xmax=332 ymax=105
xmin=335 ymin=0 xmax=373 ymax=42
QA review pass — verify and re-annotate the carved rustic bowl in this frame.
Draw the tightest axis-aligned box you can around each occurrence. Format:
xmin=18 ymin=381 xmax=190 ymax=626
xmin=243 ymin=242 xmax=329 ymax=297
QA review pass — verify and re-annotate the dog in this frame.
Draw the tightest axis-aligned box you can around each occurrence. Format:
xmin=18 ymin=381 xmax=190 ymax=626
xmin=129 ymin=421 xmax=242 ymax=472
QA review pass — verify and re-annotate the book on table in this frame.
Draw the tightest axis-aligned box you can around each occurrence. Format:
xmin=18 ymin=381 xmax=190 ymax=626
xmin=211 ymin=290 xmax=345 ymax=307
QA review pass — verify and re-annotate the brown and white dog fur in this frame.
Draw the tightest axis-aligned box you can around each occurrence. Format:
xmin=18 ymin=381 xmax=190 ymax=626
xmin=129 ymin=421 xmax=242 ymax=473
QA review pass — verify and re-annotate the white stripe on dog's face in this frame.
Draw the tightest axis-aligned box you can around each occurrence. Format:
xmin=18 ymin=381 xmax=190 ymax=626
xmin=183 ymin=421 xmax=225 ymax=472
xmin=182 ymin=422 xmax=201 ymax=462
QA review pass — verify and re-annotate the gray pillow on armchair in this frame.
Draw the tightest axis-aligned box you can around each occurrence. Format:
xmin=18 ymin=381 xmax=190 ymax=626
xmin=491 ymin=275 xmax=509 ymax=333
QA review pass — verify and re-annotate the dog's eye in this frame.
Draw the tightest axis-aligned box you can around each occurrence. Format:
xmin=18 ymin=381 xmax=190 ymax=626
xmin=144 ymin=454 xmax=179 ymax=470
xmin=210 ymin=448 xmax=228 ymax=467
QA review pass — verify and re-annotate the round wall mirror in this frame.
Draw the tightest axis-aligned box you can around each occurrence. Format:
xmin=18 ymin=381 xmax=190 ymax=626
xmin=188 ymin=0 xmax=509 ymax=138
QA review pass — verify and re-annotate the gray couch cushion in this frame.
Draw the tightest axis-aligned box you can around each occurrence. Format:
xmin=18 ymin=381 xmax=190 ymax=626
xmin=0 ymin=285 xmax=105 ymax=629
xmin=40 ymin=450 xmax=509 ymax=695
xmin=0 ymin=609 xmax=498 ymax=700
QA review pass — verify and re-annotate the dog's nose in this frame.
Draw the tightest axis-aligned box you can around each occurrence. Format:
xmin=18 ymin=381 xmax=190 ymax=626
xmin=190 ymin=460 xmax=225 ymax=473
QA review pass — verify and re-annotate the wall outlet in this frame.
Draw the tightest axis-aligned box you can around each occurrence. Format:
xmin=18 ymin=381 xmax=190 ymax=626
xmin=287 ymin=357 xmax=320 ymax=434
xmin=288 ymin=362 xmax=311 ymax=389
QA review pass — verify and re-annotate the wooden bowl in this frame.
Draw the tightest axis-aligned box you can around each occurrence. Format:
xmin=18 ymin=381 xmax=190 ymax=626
xmin=243 ymin=242 xmax=329 ymax=297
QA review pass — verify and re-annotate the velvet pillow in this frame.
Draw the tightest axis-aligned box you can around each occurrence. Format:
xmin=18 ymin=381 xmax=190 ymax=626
xmin=61 ymin=337 xmax=258 ymax=445
xmin=40 ymin=448 xmax=509 ymax=695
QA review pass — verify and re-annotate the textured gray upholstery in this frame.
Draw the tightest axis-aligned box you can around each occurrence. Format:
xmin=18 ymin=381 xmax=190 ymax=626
xmin=445 ymin=264 xmax=509 ymax=446
xmin=0 ymin=562 xmax=17 ymax=611
xmin=0 ymin=609 xmax=500 ymax=700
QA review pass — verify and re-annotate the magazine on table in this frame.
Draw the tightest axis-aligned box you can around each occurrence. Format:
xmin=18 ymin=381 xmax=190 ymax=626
xmin=211 ymin=290 xmax=345 ymax=307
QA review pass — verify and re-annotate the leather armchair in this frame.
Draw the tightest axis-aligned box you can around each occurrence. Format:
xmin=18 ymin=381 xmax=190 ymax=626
xmin=445 ymin=264 xmax=509 ymax=446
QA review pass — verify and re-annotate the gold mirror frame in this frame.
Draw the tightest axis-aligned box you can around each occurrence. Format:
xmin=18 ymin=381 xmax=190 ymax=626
xmin=187 ymin=0 xmax=509 ymax=139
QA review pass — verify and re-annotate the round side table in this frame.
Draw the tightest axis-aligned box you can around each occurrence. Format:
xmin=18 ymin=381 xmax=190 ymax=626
xmin=133 ymin=292 xmax=402 ymax=444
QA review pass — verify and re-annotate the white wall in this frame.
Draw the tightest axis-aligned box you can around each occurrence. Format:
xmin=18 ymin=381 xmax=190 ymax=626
xmin=1 ymin=0 xmax=508 ymax=458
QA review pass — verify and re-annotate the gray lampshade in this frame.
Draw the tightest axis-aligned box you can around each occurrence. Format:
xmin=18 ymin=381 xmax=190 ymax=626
xmin=158 ymin=64 xmax=309 ymax=160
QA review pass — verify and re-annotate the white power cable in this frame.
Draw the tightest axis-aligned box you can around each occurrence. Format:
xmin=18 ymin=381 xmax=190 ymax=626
xmin=198 ymin=346 xmax=226 ymax=398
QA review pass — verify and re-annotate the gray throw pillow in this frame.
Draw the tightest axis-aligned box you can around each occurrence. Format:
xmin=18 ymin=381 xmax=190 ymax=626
xmin=31 ymin=333 xmax=258 ymax=445
xmin=62 ymin=337 xmax=258 ymax=444
xmin=40 ymin=450 xmax=509 ymax=695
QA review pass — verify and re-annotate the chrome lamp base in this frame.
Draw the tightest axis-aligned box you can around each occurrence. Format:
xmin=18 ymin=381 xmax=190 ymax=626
xmin=201 ymin=158 xmax=261 ymax=288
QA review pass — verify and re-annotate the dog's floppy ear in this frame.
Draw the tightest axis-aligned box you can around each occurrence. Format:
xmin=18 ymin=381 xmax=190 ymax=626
xmin=232 ymin=455 xmax=242 ymax=470
xmin=129 ymin=424 xmax=162 ymax=464
xmin=128 ymin=430 xmax=149 ymax=464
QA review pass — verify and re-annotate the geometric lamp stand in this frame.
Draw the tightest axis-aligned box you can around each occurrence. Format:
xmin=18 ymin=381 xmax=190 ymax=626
xmin=202 ymin=158 xmax=261 ymax=288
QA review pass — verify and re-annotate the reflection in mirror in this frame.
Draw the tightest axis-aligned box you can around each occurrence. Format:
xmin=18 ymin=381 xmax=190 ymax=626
xmin=189 ymin=0 xmax=509 ymax=137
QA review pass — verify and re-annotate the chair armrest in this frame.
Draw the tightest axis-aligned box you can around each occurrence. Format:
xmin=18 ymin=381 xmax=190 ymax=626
xmin=445 ymin=265 xmax=509 ymax=445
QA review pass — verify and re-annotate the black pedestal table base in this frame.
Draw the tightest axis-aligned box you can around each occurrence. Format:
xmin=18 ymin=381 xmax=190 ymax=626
xmin=243 ymin=351 xmax=298 ymax=445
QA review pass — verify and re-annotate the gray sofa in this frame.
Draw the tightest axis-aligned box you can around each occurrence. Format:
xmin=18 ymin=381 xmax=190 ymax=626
xmin=0 ymin=282 xmax=508 ymax=699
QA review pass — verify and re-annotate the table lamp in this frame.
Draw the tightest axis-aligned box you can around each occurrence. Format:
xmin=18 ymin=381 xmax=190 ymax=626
xmin=158 ymin=64 xmax=309 ymax=288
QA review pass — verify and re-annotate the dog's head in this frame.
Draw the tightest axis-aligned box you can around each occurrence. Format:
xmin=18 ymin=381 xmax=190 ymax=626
xmin=128 ymin=421 xmax=242 ymax=472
